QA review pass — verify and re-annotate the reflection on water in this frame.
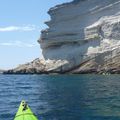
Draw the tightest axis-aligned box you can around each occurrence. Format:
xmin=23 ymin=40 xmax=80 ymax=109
xmin=0 ymin=75 xmax=120 ymax=120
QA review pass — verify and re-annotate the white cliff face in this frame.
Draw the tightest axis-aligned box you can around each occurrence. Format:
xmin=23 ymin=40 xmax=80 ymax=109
xmin=39 ymin=0 xmax=120 ymax=72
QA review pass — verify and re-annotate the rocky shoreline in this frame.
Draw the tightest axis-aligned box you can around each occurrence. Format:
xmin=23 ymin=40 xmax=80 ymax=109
xmin=3 ymin=50 xmax=120 ymax=74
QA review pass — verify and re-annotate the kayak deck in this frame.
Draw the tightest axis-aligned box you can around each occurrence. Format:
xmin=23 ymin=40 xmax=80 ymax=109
xmin=14 ymin=100 xmax=38 ymax=120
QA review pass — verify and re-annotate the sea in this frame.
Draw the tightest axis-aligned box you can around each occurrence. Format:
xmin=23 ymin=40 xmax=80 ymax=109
xmin=1 ymin=74 xmax=120 ymax=120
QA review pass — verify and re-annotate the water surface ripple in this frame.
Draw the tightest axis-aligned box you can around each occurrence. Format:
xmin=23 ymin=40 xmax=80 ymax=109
xmin=0 ymin=74 xmax=120 ymax=120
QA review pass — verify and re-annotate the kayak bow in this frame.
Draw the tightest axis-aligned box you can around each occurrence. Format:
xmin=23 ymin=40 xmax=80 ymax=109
xmin=14 ymin=100 xmax=38 ymax=120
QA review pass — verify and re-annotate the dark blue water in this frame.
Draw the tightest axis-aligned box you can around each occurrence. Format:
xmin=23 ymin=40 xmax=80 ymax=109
xmin=1 ymin=75 xmax=120 ymax=120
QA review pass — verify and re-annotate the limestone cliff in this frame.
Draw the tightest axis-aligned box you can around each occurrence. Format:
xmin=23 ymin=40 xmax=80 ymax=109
xmin=38 ymin=0 xmax=120 ymax=73
xmin=4 ymin=0 xmax=120 ymax=74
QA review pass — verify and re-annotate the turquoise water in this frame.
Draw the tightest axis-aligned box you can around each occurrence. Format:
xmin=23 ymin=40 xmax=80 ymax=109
xmin=1 ymin=75 xmax=120 ymax=120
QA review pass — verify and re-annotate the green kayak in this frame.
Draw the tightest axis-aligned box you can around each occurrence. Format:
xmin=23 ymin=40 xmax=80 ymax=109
xmin=14 ymin=100 xmax=38 ymax=120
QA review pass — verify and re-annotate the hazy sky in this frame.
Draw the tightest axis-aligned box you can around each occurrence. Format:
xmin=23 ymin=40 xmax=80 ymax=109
xmin=0 ymin=0 xmax=72 ymax=69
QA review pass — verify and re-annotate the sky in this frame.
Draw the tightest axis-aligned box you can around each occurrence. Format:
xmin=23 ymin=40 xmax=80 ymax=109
xmin=0 ymin=0 xmax=72 ymax=69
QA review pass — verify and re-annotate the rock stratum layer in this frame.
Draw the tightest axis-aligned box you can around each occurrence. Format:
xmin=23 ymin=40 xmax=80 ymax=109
xmin=4 ymin=0 xmax=120 ymax=74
